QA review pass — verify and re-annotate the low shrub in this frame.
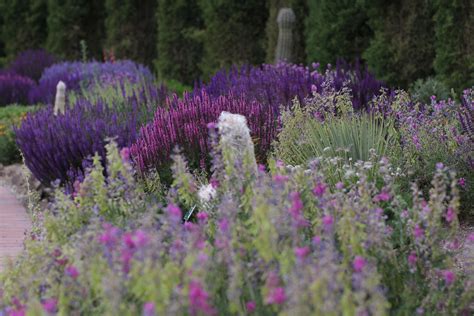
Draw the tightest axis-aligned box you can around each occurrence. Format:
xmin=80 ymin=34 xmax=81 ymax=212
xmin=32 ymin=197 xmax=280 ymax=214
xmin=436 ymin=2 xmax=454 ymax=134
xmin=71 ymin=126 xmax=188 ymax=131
xmin=0 ymin=105 xmax=36 ymax=165
xmin=1 ymin=124 xmax=471 ymax=315
xmin=6 ymin=49 xmax=58 ymax=82
xmin=409 ymin=76 xmax=451 ymax=104
xmin=389 ymin=88 xmax=474 ymax=218
xmin=130 ymin=91 xmax=277 ymax=182
xmin=0 ymin=73 xmax=36 ymax=107
xmin=15 ymin=81 xmax=168 ymax=188
xmin=28 ymin=60 xmax=155 ymax=104
xmin=197 ymin=61 xmax=386 ymax=113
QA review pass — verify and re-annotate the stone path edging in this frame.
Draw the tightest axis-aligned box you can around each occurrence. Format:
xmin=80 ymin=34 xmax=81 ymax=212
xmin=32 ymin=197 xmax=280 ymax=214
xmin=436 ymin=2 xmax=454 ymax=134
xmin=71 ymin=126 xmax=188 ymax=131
xmin=0 ymin=185 xmax=30 ymax=272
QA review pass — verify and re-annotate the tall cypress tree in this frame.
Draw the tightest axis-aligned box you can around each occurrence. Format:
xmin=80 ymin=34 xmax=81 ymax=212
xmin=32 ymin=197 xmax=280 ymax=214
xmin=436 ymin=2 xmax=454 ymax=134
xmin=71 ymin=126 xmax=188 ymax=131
xmin=47 ymin=0 xmax=105 ymax=60
xmin=0 ymin=0 xmax=48 ymax=58
xmin=105 ymin=0 xmax=157 ymax=66
xmin=306 ymin=0 xmax=371 ymax=67
xmin=199 ymin=0 xmax=268 ymax=77
xmin=363 ymin=0 xmax=436 ymax=88
xmin=265 ymin=0 xmax=307 ymax=64
xmin=156 ymin=0 xmax=202 ymax=85
xmin=433 ymin=0 xmax=474 ymax=92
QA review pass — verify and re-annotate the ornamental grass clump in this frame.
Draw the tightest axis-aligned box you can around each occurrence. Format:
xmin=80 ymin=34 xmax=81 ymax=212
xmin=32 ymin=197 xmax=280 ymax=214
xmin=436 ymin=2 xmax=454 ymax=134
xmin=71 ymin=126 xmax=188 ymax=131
xmin=1 ymin=124 xmax=472 ymax=315
xmin=275 ymin=83 xmax=396 ymax=170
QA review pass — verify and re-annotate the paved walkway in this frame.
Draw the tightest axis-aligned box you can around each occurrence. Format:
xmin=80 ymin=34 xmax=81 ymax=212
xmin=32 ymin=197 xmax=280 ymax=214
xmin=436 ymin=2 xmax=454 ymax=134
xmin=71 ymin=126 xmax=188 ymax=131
xmin=0 ymin=185 xmax=30 ymax=272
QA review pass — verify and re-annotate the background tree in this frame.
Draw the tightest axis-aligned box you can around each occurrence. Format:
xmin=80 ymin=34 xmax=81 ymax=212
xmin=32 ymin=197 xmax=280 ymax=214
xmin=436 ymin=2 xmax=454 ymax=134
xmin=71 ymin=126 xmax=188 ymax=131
xmin=199 ymin=0 xmax=268 ymax=77
xmin=433 ymin=0 xmax=474 ymax=92
xmin=363 ymin=0 xmax=435 ymax=88
xmin=0 ymin=0 xmax=48 ymax=58
xmin=306 ymin=0 xmax=371 ymax=68
xmin=105 ymin=0 xmax=157 ymax=66
xmin=46 ymin=0 xmax=105 ymax=60
xmin=265 ymin=0 xmax=307 ymax=64
xmin=156 ymin=0 xmax=203 ymax=85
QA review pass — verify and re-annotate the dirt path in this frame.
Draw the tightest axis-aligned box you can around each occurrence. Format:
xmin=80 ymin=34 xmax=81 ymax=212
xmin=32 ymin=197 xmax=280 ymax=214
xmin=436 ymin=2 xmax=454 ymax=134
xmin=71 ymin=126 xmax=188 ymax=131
xmin=0 ymin=185 xmax=30 ymax=272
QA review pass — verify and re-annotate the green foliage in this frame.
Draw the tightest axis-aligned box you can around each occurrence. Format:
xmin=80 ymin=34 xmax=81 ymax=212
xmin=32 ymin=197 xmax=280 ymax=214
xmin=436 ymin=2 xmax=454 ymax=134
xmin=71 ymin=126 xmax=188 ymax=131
xmin=0 ymin=105 xmax=36 ymax=165
xmin=1 ymin=125 xmax=471 ymax=315
xmin=409 ymin=77 xmax=451 ymax=104
xmin=163 ymin=79 xmax=192 ymax=96
xmin=199 ymin=0 xmax=268 ymax=77
xmin=0 ymin=0 xmax=48 ymax=58
xmin=433 ymin=0 xmax=474 ymax=92
xmin=156 ymin=0 xmax=202 ymax=85
xmin=363 ymin=0 xmax=436 ymax=88
xmin=104 ymin=0 xmax=157 ymax=67
xmin=306 ymin=0 xmax=371 ymax=67
xmin=46 ymin=0 xmax=105 ymax=60
xmin=265 ymin=0 xmax=307 ymax=64
xmin=275 ymin=91 xmax=397 ymax=181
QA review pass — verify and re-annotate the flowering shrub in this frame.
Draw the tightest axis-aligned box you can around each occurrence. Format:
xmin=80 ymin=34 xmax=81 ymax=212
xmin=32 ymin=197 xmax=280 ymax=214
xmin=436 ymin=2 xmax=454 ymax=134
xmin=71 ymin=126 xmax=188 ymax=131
xmin=0 ymin=73 xmax=36 ymax=106
xmin=196 ymin=60 xmax=385 ymax=112
xmin=0 ymin=124 xmax=471 ymax=314
xmin=28 ymin=60 xmax=154 ymax=104
xmin=130 ymin=91 xmax=276 ymax=179
xmin=390 ymin=88 xmax=474 ymax=218
xmin=15 ymin=82 xmax=167 ymax=187
xmin=6 ymin=49 xmax=58 ymax=82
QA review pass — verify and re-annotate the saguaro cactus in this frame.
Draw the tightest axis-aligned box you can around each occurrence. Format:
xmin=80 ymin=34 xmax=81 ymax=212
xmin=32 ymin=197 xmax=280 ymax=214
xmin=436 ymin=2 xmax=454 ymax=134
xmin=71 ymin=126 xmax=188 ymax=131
xmin=275 ymin=8 xmax=296 ymax=63
xmin=54 ymin=81 xmax=66 ymax=115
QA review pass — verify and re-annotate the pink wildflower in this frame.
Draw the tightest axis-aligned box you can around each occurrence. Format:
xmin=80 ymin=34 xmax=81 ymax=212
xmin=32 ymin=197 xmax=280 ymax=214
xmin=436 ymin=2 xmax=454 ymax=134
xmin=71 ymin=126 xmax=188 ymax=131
xmin=467 ymin=233 xmax=474 ymax=243
xmin=322 ymin=214 xmax=334 ymax=229
xmin=444 ymin=208 xmax=455 ymax=223
xmin=374 ymin=191 xmax=391 ymax=202
xmin=265 ymin=287 xmax=286 ymax=305
xmin=219 ymin=218 xmax=229 ymax=233
xmin=133 ymin=230 xmax=149 ymax=248
xmin=196 ymin=212 xmax=208 ymax=222
xmin=312 ymin=236 xmax=322 ymax=245
xmin=120 ymin=147 xmax=130 ymax=162
xmin=458 ymin=177 xmax=466 ymax=188
xmin=273 ymin=174 xmax=289 ymax=184
xmin=335 ymin=182 xmax=344 ymax=190
xmin=188 ymin=280 xmax=216 ymax=315
xmin=442 ymin=270 xmax=455 ymax=286
xmin=65 ymin=265 xmax=79 ymax=279
xmin=246 ymin=301 xmax=256 ymax=313
xmin=313 ymin=182 xmax=327 ymax=197
xmin=42 ymin=298 xmax=58 ymax=314
xmin=413 ymin=225 xmax=424 ymax=239
xmin=121 ymin=249 xmax=133 ymax=273
xmin=143 ymin=302 xmax=156 ymax=316
xmin=408 ymin=251 xmax=417 ymax=267
xmin=353 ymin=256 xmax=366 ymax=273
xmin=98 ymin=224 xmax=120 ymax=247
xmin=7 ymin=308 xmax=26 ymax=316
xmin=210 ymin=177 xmax=219 ymax=188
xmin=294 ymin=246 xmax=310 ymax=259
xmin=167 ymin=203 xmax=182 ymax=222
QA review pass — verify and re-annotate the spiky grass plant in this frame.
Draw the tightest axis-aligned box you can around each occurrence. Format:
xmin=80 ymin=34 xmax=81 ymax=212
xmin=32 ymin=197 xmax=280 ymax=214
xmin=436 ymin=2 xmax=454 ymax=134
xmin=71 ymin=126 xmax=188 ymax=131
xmin=275 ymin=89 xmax=397 ymax=170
